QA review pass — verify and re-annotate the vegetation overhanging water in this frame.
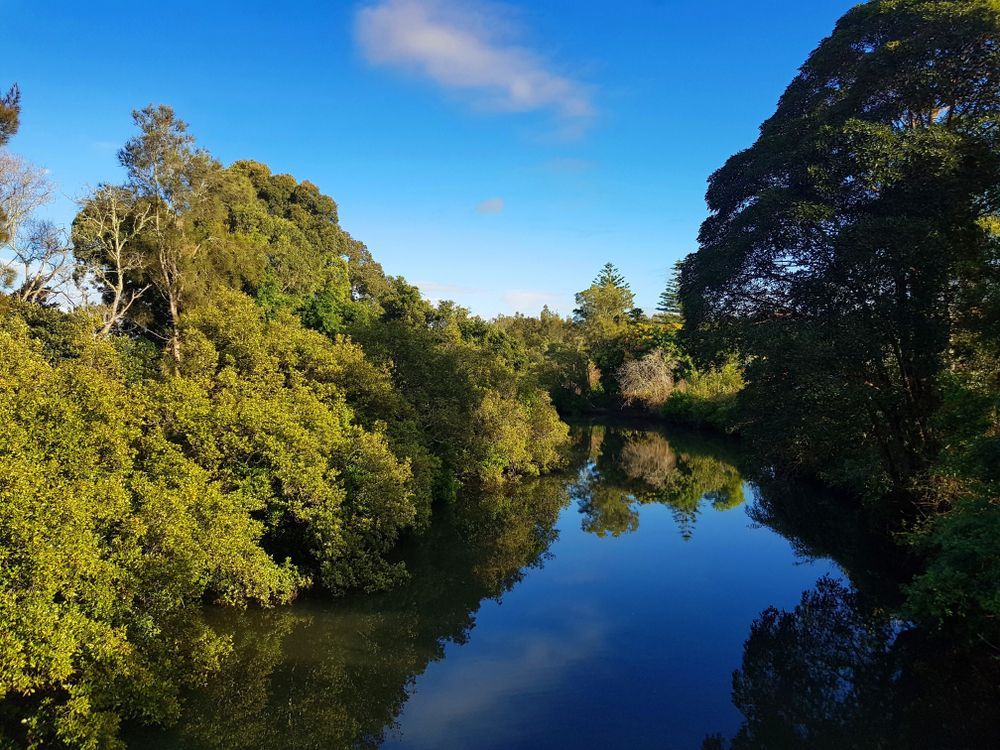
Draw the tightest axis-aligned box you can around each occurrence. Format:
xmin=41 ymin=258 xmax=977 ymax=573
xmin=125 ymin=422 xmax=999 ymax=749
xmin=2 ymin=1 xmax=999 ymax=747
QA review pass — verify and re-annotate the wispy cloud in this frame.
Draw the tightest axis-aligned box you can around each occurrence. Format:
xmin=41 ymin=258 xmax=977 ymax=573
xmin=476 ymin=196 xmax=504 ymax=214
xmin=355 ymin=0 xmax=594 ymax=128
xmin=543 ymin=157 xmax=596 ymax=173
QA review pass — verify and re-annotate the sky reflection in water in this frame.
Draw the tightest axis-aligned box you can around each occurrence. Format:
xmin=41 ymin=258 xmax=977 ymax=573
xmin=133 ymin=424 xmax=843 ymax=749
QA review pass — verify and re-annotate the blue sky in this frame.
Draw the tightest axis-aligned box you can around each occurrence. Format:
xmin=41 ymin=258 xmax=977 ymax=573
xmin=4 ymin=0 xmax=857 ymax=317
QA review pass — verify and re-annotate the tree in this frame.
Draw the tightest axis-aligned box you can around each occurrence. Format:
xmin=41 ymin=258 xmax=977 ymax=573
xmin=573 ymin=262 xmax=635 ymax=338
xmin=72 ymin=185 xmax=154 ymax=337
xmin=0 ymin=152 xmax=73 ymax=304
xmin=119 ymin=105 xmax=219 ymax=368
xmin=0 ymin=83 xmax=21 ymax=249
xmin=617 ymin=349 xmax=677 ymax=409
xmin=681 ymin=0 xmax=1000 ymax=496
xmin=656 ymin=261 xmax=682 ymax=320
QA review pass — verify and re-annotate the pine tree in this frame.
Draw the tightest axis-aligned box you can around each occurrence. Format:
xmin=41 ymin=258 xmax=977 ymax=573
xmin=595 ymin=262 xmax=627 ymax=289
xmin=657 ymin=262 xmax=682 ymax=319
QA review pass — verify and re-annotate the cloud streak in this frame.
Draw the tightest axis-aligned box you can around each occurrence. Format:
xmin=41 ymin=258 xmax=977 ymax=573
xmin=355 ymin=0 xmax=593 ymax=126
xmin=476 ymin=196 xmax=504 ymax=214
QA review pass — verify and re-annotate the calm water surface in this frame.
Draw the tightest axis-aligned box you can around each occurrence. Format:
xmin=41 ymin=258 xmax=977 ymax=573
xmin=131 ymin=422 xmax=995 ymax=749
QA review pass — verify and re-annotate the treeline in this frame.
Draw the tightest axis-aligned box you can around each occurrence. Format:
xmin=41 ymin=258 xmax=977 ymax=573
xmin=492 ymin=261 xmax=742 ymax=429
xmin=677 ymin=0 xmax=1000 ymax=651
xmin=0 ymin=99 xmax=566 ymax=745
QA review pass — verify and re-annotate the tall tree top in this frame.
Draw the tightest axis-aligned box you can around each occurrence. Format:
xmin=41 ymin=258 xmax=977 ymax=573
xmin=118 ymin=105 xmax=217 ymax=213
xmin=657 ymin=261 xmax=683 ymax=318
xmin=595 ymin=262 xmax=628 ymax=289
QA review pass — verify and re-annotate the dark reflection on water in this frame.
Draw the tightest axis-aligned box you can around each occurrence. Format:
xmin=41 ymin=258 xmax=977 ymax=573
xmin=704 ymin=576 xmax=1000 ymax=750
xmin=127 ymin=476 xmax=569 ymax=749
xmin=126 ymin=422 xmax=999 ymax=750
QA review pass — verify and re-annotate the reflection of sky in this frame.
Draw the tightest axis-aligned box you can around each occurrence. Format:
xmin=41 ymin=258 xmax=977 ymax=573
xmin=384 ymin=608 xmax=608 ymax=749
xmin=384 ymin=483 xmax=843 ymax=749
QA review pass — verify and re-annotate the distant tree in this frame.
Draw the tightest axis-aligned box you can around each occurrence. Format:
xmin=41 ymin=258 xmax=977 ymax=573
xmin=0 ymin=151 xmax=73 ymax=303
xmin=573 ymin=261 xmax=635 ymax=339
xmin=0 ymin=83 xmax=21 ymax=249
xmin=656 ymin=261 xmax=682 ymax=320
xmin=595 ymin=261 xmax=626 ymax=288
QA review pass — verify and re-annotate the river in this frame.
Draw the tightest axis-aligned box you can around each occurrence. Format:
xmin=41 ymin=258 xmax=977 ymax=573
xmin=129 ymin=421 xmax=998 ymax=749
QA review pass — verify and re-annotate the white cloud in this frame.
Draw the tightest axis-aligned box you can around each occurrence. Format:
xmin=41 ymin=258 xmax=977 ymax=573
xmin=355 ymin=0 xmax=594 ymax=125
xmin=476 ymin=196 xmax=504 ymax=214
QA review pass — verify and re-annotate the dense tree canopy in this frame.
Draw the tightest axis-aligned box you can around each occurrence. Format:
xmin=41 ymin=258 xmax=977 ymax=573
xmin=0 ymin=101 xmax=570 ymax=746
xmin=681 ymin=0 xmax=1000 ymax=496
xmin=680 ymin=0 xmax=1000 ymax=645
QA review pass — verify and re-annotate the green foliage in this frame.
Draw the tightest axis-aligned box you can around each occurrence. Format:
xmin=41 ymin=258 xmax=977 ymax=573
xmin=572 ymin=262 xmax=636 ymax=342
xmin=680 ymin=0 xmax=1000 ymax=495
xmin=0 ymin=321 xmax=299 ymax=748
xmin=161 ymin=290 xmax=419 ymax=593
xmin=661 ymin=359 xmax=744 ymax=432
xmin=902 ymin=358 xmax=1000 ymax=638
xmin=675 ymin=0 xmax=1000 ymax=644
xmin=656 ymin=261 xmax=682 ymax=321
xmin=0 ymin=100 xmax=570 ymax=746
xmin=350 ymin=292 xmax=568 ymax=489
xmin=905 ymin=497 xmax=1000 ymax=636
xmin=500 ymin=261 xmax=699 ymax=416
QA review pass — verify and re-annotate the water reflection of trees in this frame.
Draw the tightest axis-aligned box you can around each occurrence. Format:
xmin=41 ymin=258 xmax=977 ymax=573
xmin=570 ymin=425 xmax=744 ymax=539
xmin=123 ymin=477 xmax=569 ymax=749
xmin=707 ymin=476 xmax=1000 ymax=750
xmin=705 ymin=576 xmax=1000 ymax=750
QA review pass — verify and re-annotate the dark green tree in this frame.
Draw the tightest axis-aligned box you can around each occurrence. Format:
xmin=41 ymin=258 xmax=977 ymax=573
xmin=681 ymin=0 xmax=1000 ymax=496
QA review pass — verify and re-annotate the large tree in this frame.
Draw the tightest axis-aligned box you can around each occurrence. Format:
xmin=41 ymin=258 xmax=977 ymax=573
xmin=681 ymin=0 xmax=1000 ymax=496
xmin=117 ymin=105 xmax=219 ymax=367
xmin=573 ymin=262 xmax=636 ymax=341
